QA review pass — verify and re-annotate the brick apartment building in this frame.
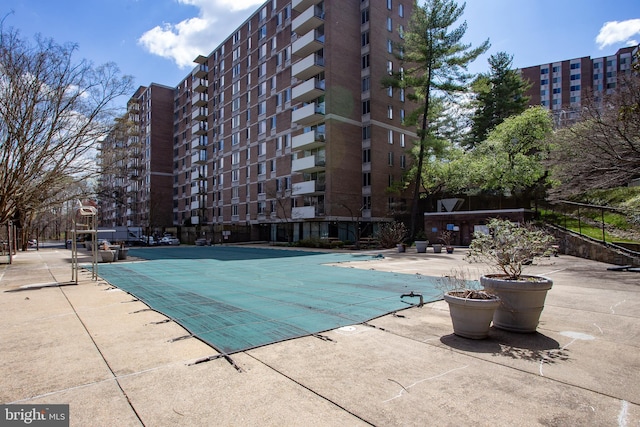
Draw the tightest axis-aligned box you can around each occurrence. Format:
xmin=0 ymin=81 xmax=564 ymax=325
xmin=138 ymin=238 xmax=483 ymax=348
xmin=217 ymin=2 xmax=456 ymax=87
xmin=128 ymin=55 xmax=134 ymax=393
xmin=520 ymin=44 xmax=639 ymax=126
xmin=103 ymin=0 xmax=416 ymax=243
xmin=99 ymin=84 xmax=175 ymax=231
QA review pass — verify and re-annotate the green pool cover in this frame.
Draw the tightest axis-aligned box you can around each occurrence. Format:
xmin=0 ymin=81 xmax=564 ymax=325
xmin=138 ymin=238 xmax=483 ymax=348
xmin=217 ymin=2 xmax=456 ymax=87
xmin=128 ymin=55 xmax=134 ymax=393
xmin=96 ymin=246 xmax=444 ymax=354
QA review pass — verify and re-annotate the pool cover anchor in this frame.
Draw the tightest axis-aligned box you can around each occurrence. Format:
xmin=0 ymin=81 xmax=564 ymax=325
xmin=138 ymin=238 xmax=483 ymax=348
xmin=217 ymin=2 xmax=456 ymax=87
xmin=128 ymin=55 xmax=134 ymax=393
xmin=401 ymin=291 xmax=424 ymax=307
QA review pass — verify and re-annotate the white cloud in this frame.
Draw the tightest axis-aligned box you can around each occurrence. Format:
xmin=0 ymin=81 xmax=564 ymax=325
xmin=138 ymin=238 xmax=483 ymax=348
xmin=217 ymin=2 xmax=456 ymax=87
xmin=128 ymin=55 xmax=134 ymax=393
xmin=138 ymin=0 xmax=265 ymax=68
xmin=595 ymin=19 xmax=640 ymax=49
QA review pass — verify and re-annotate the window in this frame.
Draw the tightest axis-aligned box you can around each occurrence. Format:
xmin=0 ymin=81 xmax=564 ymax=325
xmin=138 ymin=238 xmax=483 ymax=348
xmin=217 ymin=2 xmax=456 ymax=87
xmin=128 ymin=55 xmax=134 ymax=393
xmin=232 ymin=63 xmax=241 ymax=78
xmin=387 ymin=105 xmax=393 ymax=119
xmin=361 ymin=9 xmax=369 ymax=24
xmin=258 ymin=120 xmax=266 ymax=134
xmin=232 ymin=98 xmax=241 ymax=111
xmin=400 ymin=133 xmax=405 ymax=147
xmin=362 ymin=148 xmax=371 ymax=163
xmin=361 ymin=31 xmax=369 ymax=47
xmin=570 ymin=85 xmax=581 ymax=92
xmin=388 ymin=130 xmax=393 ymax=144
xmin=362 ymin=76 xmax=370 ymax=92
xmin=260 ymin=44 xmax=267 ymax=58
xmin=233 ymin=30 xmax=241 ymax=44
xmin=387 ymin=0 xmax=392 ymax=10
xmin=362 ymin=196 xmax=371 ymax=210
xmin=363 ymin=172 xmax=371 ymax=186
xmin=232 ymin=115 xmax=241 ymax=128
xmin=362 ymin=54 xmax=370 ymax=69
xmin=400 ymin=154 xmax=406 ymax=169
xmin=570 ymin=74 xmax=580 ymax=81
xmin=258 ymin=100 xmax=266 ymax=115
xmin=399 ymin=4 xmax=404 ymax=17
xmin=388 ymin=151 xmax=394 ymax=166
xmin=362 ymin=100 xmax=370 ymax=115
xmin=259 ymin=25 xmax=267 ymax=40
xmin=541 ymin=68 xmax=549 ymax=75
xmin=270 ymin=116 xmax=276 ymax=130
xmin=400 ymin=109 xmax=405 ymax=123
xmin=570 ymin=63 xmax=580 ymax=69
xmin=232 ymin=152 xmax=241 ymax=164
xmin=362 ymin=125 xmax=371 ymax=140
xmin=399 ymin=88 xmax=405 ymax=102
xmin=552 ymin=66 xmax=560 ymax=73
xmin=387 ymin=17 xmax=392 ymax=32
xmin=387 ymin=60 xmax=393 ymax=75
xmin=387 ymin=39 xmax=393 ymax=53
xmin=232 ymin=169 xmax=240 ymax=182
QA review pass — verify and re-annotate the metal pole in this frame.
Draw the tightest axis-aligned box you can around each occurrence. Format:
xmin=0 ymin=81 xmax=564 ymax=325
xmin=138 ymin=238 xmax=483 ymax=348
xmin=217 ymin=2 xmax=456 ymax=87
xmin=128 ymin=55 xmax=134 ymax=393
xmin=601 ymin=207 xmax=606 ymax=243
xmin=577 ymin=206 xmax=582 ymax=236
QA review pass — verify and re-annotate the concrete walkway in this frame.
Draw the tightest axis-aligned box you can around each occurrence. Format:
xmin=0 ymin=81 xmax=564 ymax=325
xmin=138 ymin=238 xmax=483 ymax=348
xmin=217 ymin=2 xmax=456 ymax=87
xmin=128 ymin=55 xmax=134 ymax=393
xmin=1 ymin=246 xmax=638 ymax=426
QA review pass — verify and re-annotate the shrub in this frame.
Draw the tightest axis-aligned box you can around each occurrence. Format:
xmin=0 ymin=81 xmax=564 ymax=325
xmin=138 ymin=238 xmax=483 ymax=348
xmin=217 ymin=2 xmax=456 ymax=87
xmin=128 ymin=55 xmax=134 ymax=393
xmin=374 ymin=221 xmax=407 ymax=248
xmin=466 ymin=218 xmax=556 ymax=279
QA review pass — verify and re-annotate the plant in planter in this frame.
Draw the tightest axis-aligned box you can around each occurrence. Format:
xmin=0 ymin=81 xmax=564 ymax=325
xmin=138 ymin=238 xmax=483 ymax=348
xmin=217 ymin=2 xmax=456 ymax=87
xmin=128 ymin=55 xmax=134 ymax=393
xmin=438 ymin=268 xmax=500 ymax=339
xmin=466 ymin=218 xmax=556 ymax=333
xmin=414 ymin=229 xmax=428 ymax=253
xmin=439 ymin=230 xmax=455 ymax=253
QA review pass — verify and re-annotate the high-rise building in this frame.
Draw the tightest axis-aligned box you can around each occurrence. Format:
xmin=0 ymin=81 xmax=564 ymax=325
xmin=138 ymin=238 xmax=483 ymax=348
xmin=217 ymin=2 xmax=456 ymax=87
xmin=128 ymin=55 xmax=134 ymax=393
xmin=520 ymin=45 xmax=638 ymax=126
xmin=170 ymin=0 xmax=416 ymax=242
xmin=99 ymin=84 xmax=175 ymax=231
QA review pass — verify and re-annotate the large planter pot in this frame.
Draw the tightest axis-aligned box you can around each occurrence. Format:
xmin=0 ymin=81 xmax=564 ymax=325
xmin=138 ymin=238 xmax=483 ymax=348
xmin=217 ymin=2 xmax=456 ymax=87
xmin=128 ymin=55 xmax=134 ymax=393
xmin=432 ymin=244 xmax=442 ymax=253
xmin=99 ymin=249 xmax=116 ymax=263
xmin=480 ymin=275 xmax=553 ymax=333
xmin=117 ymin=248 xmax=129 ymax=260
xmin=443 ymin=291 xmax=500 ymax=339
xmin=397 ymin=244 xmax=406 ymax=253
xmin=415 ymin=240 xmax=428 ymax=253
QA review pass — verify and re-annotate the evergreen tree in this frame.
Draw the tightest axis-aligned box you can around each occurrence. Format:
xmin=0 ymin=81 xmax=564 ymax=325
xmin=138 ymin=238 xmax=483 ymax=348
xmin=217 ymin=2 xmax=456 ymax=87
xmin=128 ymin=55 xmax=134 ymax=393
xmin=467 ymin=52 xmax=530 ymax=147
xmin=384 ymin=0 xmax=489 ymax=237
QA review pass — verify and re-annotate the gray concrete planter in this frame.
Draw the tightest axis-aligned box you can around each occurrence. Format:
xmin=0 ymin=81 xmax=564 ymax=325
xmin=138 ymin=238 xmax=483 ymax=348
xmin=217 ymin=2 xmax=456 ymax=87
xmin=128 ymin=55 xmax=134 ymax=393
xmin=480 ymin=275 xmax=553 ymax=333
xmin=99 ymin=250 xmax=116 ymax=263
xmin=443 ymin=291 xmax=500 ymax=339
xmin=415 ymin=241 xmax=428 ymax=253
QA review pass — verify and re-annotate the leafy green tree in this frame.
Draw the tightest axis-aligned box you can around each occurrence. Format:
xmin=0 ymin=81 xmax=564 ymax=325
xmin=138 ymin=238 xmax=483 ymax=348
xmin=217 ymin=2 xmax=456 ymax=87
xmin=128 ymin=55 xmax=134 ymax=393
xmin=466 ymin=106 xmax=553 ymax=197
xmin=467 ymin=52 xmax=530 ymax=148
xmin=384 ymin=0 xmax=489 ymax=237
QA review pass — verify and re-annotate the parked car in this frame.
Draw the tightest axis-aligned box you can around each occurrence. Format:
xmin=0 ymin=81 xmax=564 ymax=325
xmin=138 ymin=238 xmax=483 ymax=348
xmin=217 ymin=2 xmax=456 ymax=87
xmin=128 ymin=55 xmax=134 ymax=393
xmin=140 ymin=236 xmax=156 ymax=246
xmin=159 ymin=236 xmax=180 ymax=245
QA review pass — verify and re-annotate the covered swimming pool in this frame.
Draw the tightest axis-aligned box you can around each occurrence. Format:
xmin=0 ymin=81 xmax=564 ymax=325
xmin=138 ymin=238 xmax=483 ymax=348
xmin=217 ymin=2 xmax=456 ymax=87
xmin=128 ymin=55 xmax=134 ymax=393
xmin=96 ymin=246 xmax=444 ymax=354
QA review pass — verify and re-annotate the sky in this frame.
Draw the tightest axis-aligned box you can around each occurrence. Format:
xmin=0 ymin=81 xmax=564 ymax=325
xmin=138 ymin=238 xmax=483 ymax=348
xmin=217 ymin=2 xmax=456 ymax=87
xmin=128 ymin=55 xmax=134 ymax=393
xmin=3 ymin=0 xmax=640 ymax=108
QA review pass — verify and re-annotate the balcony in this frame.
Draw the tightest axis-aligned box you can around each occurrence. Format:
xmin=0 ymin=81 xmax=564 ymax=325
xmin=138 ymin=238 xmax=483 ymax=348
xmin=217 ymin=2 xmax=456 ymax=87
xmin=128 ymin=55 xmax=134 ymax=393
xmin=192 ymin=106 xmax=208 ymax=121
xmin=190 ymin=216 xmax=200 ymax=225
xmin=291 ymin=205 xmax=324 ymax=219
xmin=190 ymin=200 xmax=201 ymax=210
xmin=291 ymin=154 xmax=325 ymax=173
xmin=292 ymin=77 xmax=325 ymax=103
xmin=291 ymin=101 xmax=325 ymax=126
xmin=192 ymin=92 xmax=208 ymax=107
xmin=292 ymin=129 xmax=325 ymax=151
xmin=292 ymin=53 xmax=324 ymax=81
xmin=292 ymin=0 xmax=322 ymax=13
xmin=292 ymin=30 xmax=324 ymax=58
xmin=292 ymin=180 xmax=325 ymax=196
xmin=192 ymin=122 xmax=208 ymax=135
xmin=193 ymin=78 xmax=208 ymax=93
xmin=192 ymin=150 xmax=207 ymax=165
xmin=292 ymin=5 xmax=324 ymax=36
xmin=191 ymin=135 xmax=208 ymax=150
xmin=194 ymin=63 xmax=208 ymax=79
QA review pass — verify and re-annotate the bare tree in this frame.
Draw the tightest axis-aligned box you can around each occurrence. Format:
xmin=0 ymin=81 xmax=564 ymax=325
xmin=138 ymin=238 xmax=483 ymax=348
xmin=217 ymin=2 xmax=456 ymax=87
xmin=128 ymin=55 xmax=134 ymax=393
xmin=547 ymin=68 xmax=640 ymax=198
xmin=0 ymin=27 xmax=133 ymax=231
